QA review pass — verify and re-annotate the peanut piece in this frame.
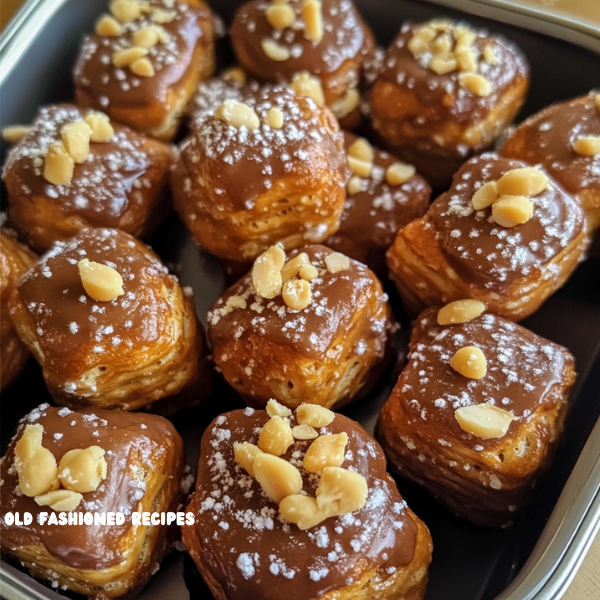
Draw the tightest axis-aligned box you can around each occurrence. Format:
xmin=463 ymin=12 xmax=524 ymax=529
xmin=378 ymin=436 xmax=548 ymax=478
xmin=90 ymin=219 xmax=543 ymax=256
xmin=78 ymin=258 xmax=125 ymax=302
xmin=492 ymin=195 xmax=534 ymax=227
xmin=266 ymin=4 xmax=295 ymax=29
xmin=471 ymin=180 xmax=498 ymax=210
xmin=279 ymin=494 xmax=324 ymax=529
xmin=44 ymin=143 xmax=75 ymax=186
xmin=112 ymin=46 xmax=148 ymax=68
xmin=61 ymin=121 xmax=93 ymax=164
xmin=282 ymin=279 xmax=312 ymax=310
xmin=292 ymin=424 xmax=319 ymax=440
xmin=265 ymin=107 xmax=284 ymax=129
xmin=214 ymin=99 xmax=261 ymax=130
xmin=348 ymin=138 xmax=373 ymax=163
xmin=262 ymin=38 xmax=291 ymax=61
xmin=497 ymin=167 xmax=549 ymax=197
xmin=455 ymin=403 xmax=515 ymax=439
xmin=454 ymin=28 xmax=476 ymax=52
xmin=84 ymin=112 xmax=114 ymax=143
xmin=110 ymin=0 xmax=142 ymax=23
xmin=430 ymin=55 xmax=457 ymax=75
xmin=298 ymin=264 xmax=318 ymax=281
xmin=331 ymin=88 xmax=360 ymax=119
xmin=281 ymin=252 xmax=310 ymax=283
xmin=483 ymin=44 xmax=498 ymax=65
xmin=252 ymin=245 xmax=286 ymax=299
xmin=572 ymin=135 xmax=600 ymax=156
xmin=437 ymin=299 xmax=486 ymax=325
xmin=14 ymin=424 xmax=59 ymax=497
xmin=95 ymin=14 xmax=124 ymax=36
xmin=222 ymin=67 xmax=247 ymax=85
xmin=450 ymin=346 xmax=487 ymax=379
xmin=316 ymin=467 xmax=368 ymax=516
xmin=431 ymin=33 xmax=452 ymax=55
xmin=408 ymin=27 xmax=436 ymax=56
xmin=386 ymin=162 xmax=416 ymax=186
xmin=296 ymin=404 xmax=335 ymax=427
xmin=258 ymin=416 xmax=294 ymax=456
xmin=595 ymin=93 xmax=600 ymax=113
xmin=253 ymin=453 xmax=303 ymax=503
xmin=291 ymin=72 xmax=325 ymax=105
xmin=324 ymin=252 xmax=350 ymax=274
xmin=151 ymin=8 xmax=176 ymax=24
xmin=266 ymin=399 xmax=292 ymax=418
xmin=233 ymin=442 xmax=263 ymax=478
xmin=458 ymin=72 xmax=492 ymax=97
xmin=58 ymin=446 xmax=107 ymax=493
xmin=304 ymin=433 xmax=348 ymax=473
xmin=347 ymin=154 xmax=372 ymax=178
xmin=2 ymin=125 xmax=30 ymax=144
xmin=225 ymin=295 xmax=247 ymax=311
xmin=347 ymin=175 xmax=365 ymax=196
xmin=34 ymin=489 xmax=83 ymax=512
xmin=130 ymin=57 xmax=155 ymax=77
xmin=302 ymin=0 xmax=323 ymax=44
xmin=133 ymin=25 xmax=159 ymax=48
xmin=456 ymin=49 xmax=478 ymax=73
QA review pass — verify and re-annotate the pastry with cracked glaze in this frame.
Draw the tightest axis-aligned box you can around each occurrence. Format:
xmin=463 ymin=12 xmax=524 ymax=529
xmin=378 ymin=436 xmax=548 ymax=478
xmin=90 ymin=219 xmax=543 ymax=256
xmin=377 ymin=307 xmax=576 ymax=526
xmin=172 ymin=86 xmax=349 ymax=262
xmin=208 ymin=245 xmax=394 ymax=410
xmin=183 ymin=406 xmax=433 ymax=600
xmin=8 ymin=227 xmax=212 ymax=413
xmin=2 ymin=104 xmax=173 ymax=253
xmin=386 ymin=153 xmax=588 ymax=321
xmin=500 ymin=91 xmax=600 ymax=233
xmin=371 ymin=20 xmax=529 ymax=188
xmin=0 ymin=403 xmax=186 ymax=598
xmin=0 ymin=229 xmax=36 ymax=391
xmin=73 ymin=0 xmax=215 ymax=141
xmin=324 ymin=132 xmax=431 ymax=278
xmin=230 ymin=0 xmax=375 ymax=128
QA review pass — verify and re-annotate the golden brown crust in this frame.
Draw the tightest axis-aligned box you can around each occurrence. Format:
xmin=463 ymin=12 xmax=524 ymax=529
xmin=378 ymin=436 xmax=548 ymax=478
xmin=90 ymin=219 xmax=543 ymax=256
xmin=73 ymin=0 xmax=215 ymax=141
xmin=3 ymin=104 xmax=173 ymax=253
xmin=0 ymin=229 xmax=36 ymax=391
xmin=8 ymin=227 xmax=212 ymax=412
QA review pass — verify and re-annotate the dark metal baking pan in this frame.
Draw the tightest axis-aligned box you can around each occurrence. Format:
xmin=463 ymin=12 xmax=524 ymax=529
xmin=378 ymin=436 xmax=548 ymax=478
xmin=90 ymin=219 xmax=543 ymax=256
xmin=1 ymin=1 xmax=599 ymax=599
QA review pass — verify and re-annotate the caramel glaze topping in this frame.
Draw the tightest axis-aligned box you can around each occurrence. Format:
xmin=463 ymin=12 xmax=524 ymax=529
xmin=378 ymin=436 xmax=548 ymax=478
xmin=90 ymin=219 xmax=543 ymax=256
xmin=73 ymin=0 xmax=212 ymax=109
xmin=13 ymin=228 xmax=174 ymax=383
xmin=394 ymin=307 xmax=574 ymax=452
xmin=231 ymin=0 xmax=373 ymax=80
xmin=186 ymin=408 xmax=417 ymax=600
xmin=0 ymin=403 xmax=183 ymax=570
xmin=181 ymin=86 xmax=347 ymax=211
xmin=2 ymin=105 xmax=163 ymax=226
xmin=500 ymin=91 xmax=600 ymax=195
xmin=428 ymin=153 xmax=584 ymax=292
xmin=378 ymin=22 xmax=528 ymax=146
xmin=325 ymin=132 xmax=431 ymax=274
xmin=208 ymin=245 xmax=390 ymax=360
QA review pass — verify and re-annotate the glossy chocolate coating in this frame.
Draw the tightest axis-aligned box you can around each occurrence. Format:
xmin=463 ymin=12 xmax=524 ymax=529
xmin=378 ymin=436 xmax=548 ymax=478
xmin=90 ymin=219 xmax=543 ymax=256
xmin=187 ymin=408 xmax=417 ymax=600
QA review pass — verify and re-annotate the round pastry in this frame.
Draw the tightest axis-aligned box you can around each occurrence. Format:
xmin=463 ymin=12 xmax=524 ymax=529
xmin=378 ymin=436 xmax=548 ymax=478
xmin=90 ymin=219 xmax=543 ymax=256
xmin=324 ymin=132 xmax=431 ymax=277
xmin=2 ymin=104 xmax=173 ymax=253
xmin=8 ymin=227 xmax=213 ymax=413
xmin=386 ymin=153 xmax=588 ymax=321
xmin=183 ymin=402 xmax=433 ymax=600
xmin=0 ymin=403 xmax=185 ymax=597
xmin=74 ymin=0 xmax=216 ymax=140
xmin=172 ymin=86 xmax=349 ymax=262
xmin=500 ymin=90 xmax=600 ymax=233
xmin=208 ymin=244 xmax=394 ymax=410
xmin=0 ymin=229 xmax=36 ymax=391
xmin=230 ymin=0 xmax=375 ymax=128
xmin=377 ymin=304 xmax=576 ymax=526
xmin=371 ymin=19 xmax=530 ymax=188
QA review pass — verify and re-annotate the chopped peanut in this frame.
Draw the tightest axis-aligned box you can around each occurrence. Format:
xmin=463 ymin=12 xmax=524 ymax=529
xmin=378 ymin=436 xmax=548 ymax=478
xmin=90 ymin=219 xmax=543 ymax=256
xmin=347 ymin=155 xmax=372 ymax=178
xmin=234 ymin=442 xmax=263 ymax=478
xmin=61 ymin=121 xmax=93 ymax=164
xmin=110 ymin=0 xmax=142 ymax=23
xmin=253 ymin=453 xmax=303 ymax=503
xmin=458 ymin=72 xmax=492 ymax=97
xmin=302 ymin=0 xmax=324 ymax=44
xmin=58 ymin=446 xmax=107 ymax=493
xmin=492 ymin=195 xmax=534 ymax=227
xmin=315 ymin=466 xmax=368 ymax=516
xmin=572 ymin=135 xmax=600 ymax=156
xmin=303 ymin=433 xmax=348 ymax=473
xmin=2 ymin=125 xmax=31 ymax=144
xmin=266 ymin=399 xmax=292 ymax=418
xmin=331 ymin=88 xmax=360 ymax=119
xmin=291 ymin=71 xmax=325 ymax=105
xmin=455 ymin=403 xmax=515 ymax=439
xmin=496 ymin=167 xmax=549 ymax=197
xmin=84 ymin=112 xmax=114 ymax=142
xmin=450 ymin=346 xmax=487 ymax=379
xmin=130 ymin=57 xmax=155 ymax=77
xmin=266 ymin=3 xmax=296 ymax=29
xmin=296 ymin=403 xmax=335 ymax=427
xmin=112 ymin=46 xmax=148 ymax=68
xmin=281 ymin=253 xmax=310 ymax=283
xmin=282 ymin=279 xmax=312 ymax=310
xmin=471 ymin=180 xmax=498 ymax=210
xmin=324 ymin=252 xmax=350 ymax=274
xmin=386 ymin=162 xmax=416 ymax=186
xmin=279 ymin=494 xmax=324 ymax=529
xmin=348 ymin=138 xmax=374 ymax=163
xmin=214 ymin=99 xmax=261 ymax=131
xmin=265 ymin=107 xmax=284 ymax=129
xmin=292 ymin=424 xmax=319 ymax=440
xmin=95 ymin=14 xmax=124 ymax=36
xmin=78 ymin=258 xmax=125 ymax=302
xmin=262 ymin=38 xmax=291 ymax=61
xmin=44 ymin=143 xmax=75 ymax=186
xmin=258 ymin=416 xmax=294 ymax=456
xmin=34 ymin=489 xmax=83 ymax=512
xmin=437 ymin=299 xmax=486 ymax=325
xmin=252 ymin=245 xmax=286 ymax=299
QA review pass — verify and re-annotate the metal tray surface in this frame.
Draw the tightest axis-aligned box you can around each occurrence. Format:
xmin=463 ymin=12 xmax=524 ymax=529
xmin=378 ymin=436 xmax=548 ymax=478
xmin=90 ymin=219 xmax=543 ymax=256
xmin=0 ymin=1 xmax=599 ymax=599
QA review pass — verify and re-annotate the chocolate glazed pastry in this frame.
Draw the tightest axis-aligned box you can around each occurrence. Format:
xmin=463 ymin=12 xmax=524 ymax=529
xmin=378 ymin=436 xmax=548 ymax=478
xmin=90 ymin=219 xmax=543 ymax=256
xmin=3 ymin=104 xmax=173 ymax=253
xmin=377 ymin=306 xmax=576 ymax=527
xmin=183 ymin=406 xmax=433 ymax=600
xmin=371 ymin=19 xmax=529 ymax=189
xmin=74 ymin=0 xmax=215 ymax=141
xmin=0 ymin=404 xmax=185 ymax=598
xmin=500 ymin=90 xmax=600 ymax=234
xmin=9 ymin=227 xmax=213 ymax=413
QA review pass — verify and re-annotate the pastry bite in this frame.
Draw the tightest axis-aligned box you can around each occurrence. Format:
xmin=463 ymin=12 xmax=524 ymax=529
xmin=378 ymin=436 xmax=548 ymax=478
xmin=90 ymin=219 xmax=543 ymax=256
xmin=8 ymin=227 xmax=212 ymax=413
xmin=2 ymin=104 xmax=173 ymax=253
xmin=208 ymin=244 xmax=394 ymax=410
xmin=0 ymin=403 xmax=185 ymax=597
xmin=377 ymin=304 xmax=576 ymax=526
xmin=230 ymin=0 xmax=375 ymax=128
xmin=0 ymin=229 xmax=36 ymax=391
xmin=74 ymin=0 xmax=216 ymax=141
xmin=386 ymin=153 xmax=588 ymax=321
xmin=172 ymin=85 xmax=349 ymax=262
xmin=500 ymin=90 xmax=600 ymax=233
xmin=183 ymin=402 xmax=433 ymax=600
xmin=371 ymin=19 xmax=530 ymax=187
xmin=325 ymin=132 xmax=431 ymax=277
